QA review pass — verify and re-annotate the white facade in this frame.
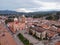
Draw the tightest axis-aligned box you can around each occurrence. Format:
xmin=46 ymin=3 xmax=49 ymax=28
xmin=14 ymin=18 xmax=18 ymax=22
xmin=36 ymin=31 xmax=41 ymax=38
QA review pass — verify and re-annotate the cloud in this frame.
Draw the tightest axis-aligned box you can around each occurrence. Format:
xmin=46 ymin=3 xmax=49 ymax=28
xmin=16 ymin=8 xmax=34 ymax=13
xmin=15 ymin=0 xmax=60 ymax=12
xmin=33 ymin=0 xmax=60 ymax=10
xmin=38 ymin=0 xmax=60 ymax=2
xmin=0 ymin=0 xmax=60 ymax=12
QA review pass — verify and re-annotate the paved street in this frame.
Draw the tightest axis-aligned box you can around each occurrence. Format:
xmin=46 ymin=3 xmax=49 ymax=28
xmin=19 ymin=30 xmax=44 ymax=45
xmin=50 ymin=36 xmax=60 ymax=45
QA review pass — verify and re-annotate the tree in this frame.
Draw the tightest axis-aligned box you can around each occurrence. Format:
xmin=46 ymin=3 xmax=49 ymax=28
xmin=5 ymin=19 xmax=14 ymax=24
xmin=46 ymin=16 xmax=53 ymax=20
xmin=54 ymin=15 xmax=59 ymax=20
xmin=46 ymin=15 xmax=59 ymax=20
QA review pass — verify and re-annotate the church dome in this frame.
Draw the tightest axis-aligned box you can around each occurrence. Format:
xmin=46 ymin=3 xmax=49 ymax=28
xmin=14 ymin=17 xmax=18 ymax=21
xmin=22 ymin=15 xmax=25 ymax=18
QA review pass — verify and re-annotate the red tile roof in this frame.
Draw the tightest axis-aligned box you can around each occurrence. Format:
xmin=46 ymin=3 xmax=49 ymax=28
xmin=55 ymin=41 xmax=60 ymax=45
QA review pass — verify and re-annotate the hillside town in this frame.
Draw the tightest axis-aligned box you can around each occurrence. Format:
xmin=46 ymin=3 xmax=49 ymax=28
xmin=0 ymin=15 xmax=60 ymax=45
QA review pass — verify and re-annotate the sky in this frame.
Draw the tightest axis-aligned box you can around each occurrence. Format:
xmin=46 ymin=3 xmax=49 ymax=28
xmin=0 ymin=0 xmax=60 ymax=12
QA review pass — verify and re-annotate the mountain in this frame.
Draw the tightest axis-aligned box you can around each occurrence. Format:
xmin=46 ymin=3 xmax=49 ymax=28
xmin=0 ymin=10 xmax=60 ymax=17
xmin=0 ymin=10 xmax=27 ymax=16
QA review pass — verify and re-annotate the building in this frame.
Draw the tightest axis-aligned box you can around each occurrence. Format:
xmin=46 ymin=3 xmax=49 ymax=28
xmin=7 ymin=15 xmax=26 ymax=33
xmin=29 ymin=25 xmax=47 ymax=39
xmin=20 ymin=15 xmax=26 ymax=23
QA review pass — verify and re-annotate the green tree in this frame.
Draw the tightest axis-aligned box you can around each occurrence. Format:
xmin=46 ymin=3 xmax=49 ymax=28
xmin=53 ymin=15 xmax=59 ymax=20
xmin=46 ymin=16 xmax=53 ymax=20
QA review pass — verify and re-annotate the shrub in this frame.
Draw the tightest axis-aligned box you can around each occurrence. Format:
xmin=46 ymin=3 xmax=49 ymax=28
xmin=17 ymin=33 xmax=29 ymax=45
xmin=29 ymin=43 xmax=33 ymax=45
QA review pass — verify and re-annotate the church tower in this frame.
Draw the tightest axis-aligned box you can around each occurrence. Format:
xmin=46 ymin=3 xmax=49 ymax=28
xmin=21 ymin=15 xmax=26 ymax=23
